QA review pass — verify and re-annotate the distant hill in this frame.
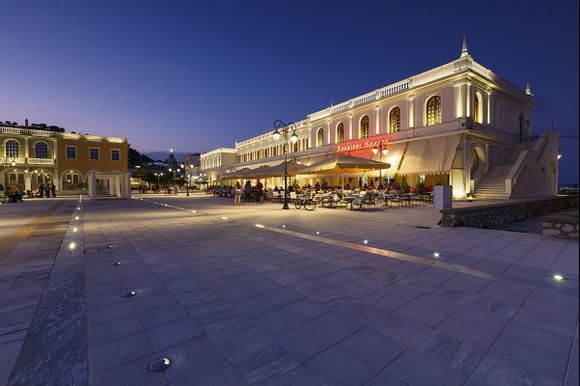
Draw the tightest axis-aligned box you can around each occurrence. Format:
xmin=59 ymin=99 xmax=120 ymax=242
xmin=145 ymin=151 xmax=189 ymax=162
xmin=129 ymin=148 xmax=155 ymax=167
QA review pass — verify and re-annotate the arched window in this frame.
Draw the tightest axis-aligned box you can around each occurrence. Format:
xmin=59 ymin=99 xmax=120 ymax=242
xmin=474 ymin=91 xmax=483 ymax=124
xmin=336 ymin=123 xmax=345 ymax=143
xmin=5 ymin=140 xmax=19 ymax=158
xmin=426 ymin=96 xmax=441 ymax=126
xmin=35 ymin=142 xmax=48 ymax=158
xmin=360 ymin=115 xmax=369 ymax=138
xmin=389 ymin=107 xmax=401 ymax=133
xmin=317 ymin=128 xmax=324 ymax=147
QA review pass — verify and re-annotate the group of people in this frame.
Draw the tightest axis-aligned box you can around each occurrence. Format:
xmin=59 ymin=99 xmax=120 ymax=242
xmin=232 ymin=179 xmax=263 ymax=205
xmin=2 ymin=182 xmax=56 ymax=203
xmin=37 ymin=183 xmax=56 ymax=198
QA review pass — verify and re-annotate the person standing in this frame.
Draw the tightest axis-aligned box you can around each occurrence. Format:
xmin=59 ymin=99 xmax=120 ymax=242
xmin=243 ymin=180 xmax=252 ymax=202
xmin=50 ymin=183 xmax=56 ymax=197
xmin=256 ymin=179 xmax=263 ymax=203
xmin=38 ymin=183 xmax=45 ymax=198
xmin=234 ymin=182 xmax=242 ymax=205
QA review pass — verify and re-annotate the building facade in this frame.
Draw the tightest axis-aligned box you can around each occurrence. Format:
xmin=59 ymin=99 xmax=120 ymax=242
xmin=200 ymin=40 xmax=559 ymax=199
xmin=0 ymin=123 xmax=130 ymax=199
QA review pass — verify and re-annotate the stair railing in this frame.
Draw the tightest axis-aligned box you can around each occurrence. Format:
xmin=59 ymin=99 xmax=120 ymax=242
xmin=505 ymin=150 xmax=529 ymax=197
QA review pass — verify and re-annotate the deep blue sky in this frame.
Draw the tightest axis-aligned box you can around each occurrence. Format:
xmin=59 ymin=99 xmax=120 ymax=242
xmin=0 ymin=0 xmax=578 ymax=183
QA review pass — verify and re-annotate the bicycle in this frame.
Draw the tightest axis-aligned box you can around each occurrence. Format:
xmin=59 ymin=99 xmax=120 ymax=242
xmin=294 ymin=193 xmax=317 ymax=211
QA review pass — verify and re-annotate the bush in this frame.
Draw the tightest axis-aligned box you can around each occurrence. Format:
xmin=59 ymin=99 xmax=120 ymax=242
xmin=401 ymin=181 xmax=410 ymax=194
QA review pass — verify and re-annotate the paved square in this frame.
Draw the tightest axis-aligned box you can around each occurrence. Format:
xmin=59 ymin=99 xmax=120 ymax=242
xmin=0 ymin=194 xmax=578 ymax=385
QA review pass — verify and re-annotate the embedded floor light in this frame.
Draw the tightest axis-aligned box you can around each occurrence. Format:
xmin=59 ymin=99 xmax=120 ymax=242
xmin=281 ymin=225 xmax=286 ymax=228
xmin=149 ymin=357 xmax=171 ymax=372
xmin=316 ymin=231 xmax=321 ymax=235
xmin=68 ymin=242 xmax=76 ymax=250
xmin=553 ymin=274 xmax=565 ymax=281
xmin=255 ymin=224 xmax=265 ymax=228
xmin=433 ymin=252 xmax=441 ymax=258
xmin=107 ymin=245 xmax=113 ymax=249
xmin=123 ymin=290 xmax=137 ymax=297
xmin=191 ymin=210 xmax=197 ymax=213
xmin=221 ymin=216 xmax=228 ymax=220
xmin=73 ymin=227 xmax=78 ymax=233
xmin=113 ymin=261 xmax=122 ymax=266
xmin=363 ymin=240 xmax=369 ymax=244
xmin=75 ymin=216 xmax=79 ymax=220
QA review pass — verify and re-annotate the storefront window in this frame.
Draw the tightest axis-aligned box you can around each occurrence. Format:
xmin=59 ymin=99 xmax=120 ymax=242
xmin=360 ymin=116 xmax=369 ymax=138
xmin=336 ymin=123 xmax=345 ymax=143
xmin=389 ymin=107 xmax=401 ymax=133
xmin=426 ymin=96 xmax=441 ymax=126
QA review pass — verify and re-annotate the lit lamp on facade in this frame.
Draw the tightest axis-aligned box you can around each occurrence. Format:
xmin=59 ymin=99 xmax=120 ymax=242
xmin=272 ymin=119 xmax=298 ymax=210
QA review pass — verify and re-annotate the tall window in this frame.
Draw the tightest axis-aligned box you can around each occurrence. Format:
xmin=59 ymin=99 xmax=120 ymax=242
xmin=389 ymin=107 xmax=401 ymax=133
xmin=474 ymin=91 xmax=483 ymax=124
xmin=5 ymin=140 xmax=19 ymax=158
xmin=317 ymin=128 xmax=324 ymax=147
xmin=111 ymin=149 xmax=120 ymax=161
xmin=426 ymin=96 xmax=441 ymax=126
xmin=336 ymin=123 xmax=345 ymax=143
xmin=66 ymin=146 xmax=77 ymax=159
xmin=89 ymin=148 xmax=100 ymax=160
xmin=35 ymin=142 xmax=48 ymax=158
xmin=360 ymin=115 xmax=369 ymax=138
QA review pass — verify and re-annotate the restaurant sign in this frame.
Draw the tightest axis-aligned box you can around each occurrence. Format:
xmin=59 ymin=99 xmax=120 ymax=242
xmin=336 ymin=135 xmax=389 ymax=153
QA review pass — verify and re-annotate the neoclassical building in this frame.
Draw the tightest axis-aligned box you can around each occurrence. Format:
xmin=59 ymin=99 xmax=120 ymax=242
xmin=0 ymin=123 xmax=130 ymax=199
xmin=202 ymin=39 xmax=559 ymax=199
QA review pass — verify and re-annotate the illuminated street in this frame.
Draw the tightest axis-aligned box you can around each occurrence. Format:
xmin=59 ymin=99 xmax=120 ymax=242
xmin=0 ymin=195 xmax=578 ymax=385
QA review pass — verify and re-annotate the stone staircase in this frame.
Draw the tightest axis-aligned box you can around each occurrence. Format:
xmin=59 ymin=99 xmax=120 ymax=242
xmin=473 ymin=142 xmax=530 ymax=199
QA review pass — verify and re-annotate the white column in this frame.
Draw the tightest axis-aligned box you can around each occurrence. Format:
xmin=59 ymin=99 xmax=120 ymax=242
xmin=348 ymin=115 xmax=353 ymax=140
xmin=375 ymin=108 xmax=380 ymax=135
xmin=326 ymin=121 xmax=331 ymax=144
xmin=408 ymin=98 xmax=414 ymax=128
xmin=125 ymin=171 xmax=132 ymax=198
xmin=89 ymin=171 xmax=97 ymax=200
xmin=24 ymin=174 xmax=31 ymax=192
xmin=115 ymin=176 xmax=121 ymax=198
xmin=486 ymin=90 xmax=492 ymax=125
xmin=24 ymin=137 xmax=29 ymax=158
xmin=466 ymin=82 xmax=472 ymax=118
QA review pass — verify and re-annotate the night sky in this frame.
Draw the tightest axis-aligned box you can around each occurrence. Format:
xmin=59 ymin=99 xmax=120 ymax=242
xmin=0 ymin=0 xmax=577 ymax=183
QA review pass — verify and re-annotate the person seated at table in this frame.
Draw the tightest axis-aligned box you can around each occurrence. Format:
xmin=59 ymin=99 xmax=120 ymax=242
xmin=314 ymin=182 xmax=321 ymax=192
xmin=378 ymin=183 xmax=384 ymax=191
xmin=273 ymin=186 xmax=279 ymax=192
xmin=344 ymin=183 xmax=351 ymax=190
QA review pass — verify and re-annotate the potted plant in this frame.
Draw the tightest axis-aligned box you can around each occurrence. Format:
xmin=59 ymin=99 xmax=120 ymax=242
xmin=415 ymin=182 xmax=425 ymax=195
xmin=401 ymin=181 xmax=410 ymax=194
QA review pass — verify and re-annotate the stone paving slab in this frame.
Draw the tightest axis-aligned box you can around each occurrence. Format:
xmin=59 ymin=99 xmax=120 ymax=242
xmin=1 ymin=195 xmax=578 ymax=385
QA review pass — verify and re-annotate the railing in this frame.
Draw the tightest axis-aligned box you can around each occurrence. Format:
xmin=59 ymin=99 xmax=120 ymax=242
xmin=0 ymin=156 xmax=26 ymax=165
xmin=378 ymin=80 xmax=409 ymax=98
xmin=352 ymin=93 xmax=376 ymax=107
xmin=0 ymin=125 xmax=53 ymax=137
xmin=27 ymin=158 xmax=54 ymax=165
xmin=505 ymin=150 xmax=528 ymax=197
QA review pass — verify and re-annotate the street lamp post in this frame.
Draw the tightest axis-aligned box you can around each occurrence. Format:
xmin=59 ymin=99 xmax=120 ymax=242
xmin=372 ymin=142 xmax=389 ymax=189
xmin=272 ymin=119 xmax=298 ymax=210
xmin=180 ymin=164 xmax=189 ymax=196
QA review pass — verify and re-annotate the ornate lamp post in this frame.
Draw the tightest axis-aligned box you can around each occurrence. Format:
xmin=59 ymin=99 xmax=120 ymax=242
xmin=272 ymin=119 xmax=298 ymax=210
xmin=372 ymin=142 xmax=389 ymax=188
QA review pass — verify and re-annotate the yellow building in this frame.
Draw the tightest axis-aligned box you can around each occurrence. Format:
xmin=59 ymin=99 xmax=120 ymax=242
xmin=0 ymin=123 xmax=130 ymax=199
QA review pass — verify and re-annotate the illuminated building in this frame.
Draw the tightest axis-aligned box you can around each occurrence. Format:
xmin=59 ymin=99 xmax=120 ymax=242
xmin=0 ymin=122 xmax=130 ymax=199
xmin=202 ymin=38 xmax=559 ymax=198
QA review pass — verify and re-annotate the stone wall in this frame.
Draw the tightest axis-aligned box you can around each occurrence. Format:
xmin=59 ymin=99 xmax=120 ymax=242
xmin=440 ymin=196 xmax=579 ymax=228
xmin=543 ymin=214 xmax=579 ymax=239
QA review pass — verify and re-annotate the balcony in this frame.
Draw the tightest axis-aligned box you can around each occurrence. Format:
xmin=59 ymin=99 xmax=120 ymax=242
xmin=27 ymin=158 xmax=55 ymax=165
xmin=0 ymin=156 xmax=26 ymax=165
